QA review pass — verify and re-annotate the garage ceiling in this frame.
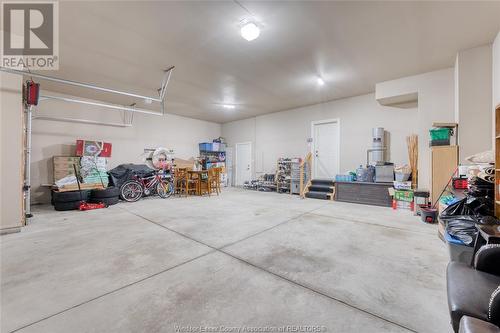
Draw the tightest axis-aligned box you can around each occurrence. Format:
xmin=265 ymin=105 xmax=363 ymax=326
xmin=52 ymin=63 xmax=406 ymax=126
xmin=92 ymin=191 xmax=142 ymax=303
xmin=38 ymin=1 xmax=500 ymax=123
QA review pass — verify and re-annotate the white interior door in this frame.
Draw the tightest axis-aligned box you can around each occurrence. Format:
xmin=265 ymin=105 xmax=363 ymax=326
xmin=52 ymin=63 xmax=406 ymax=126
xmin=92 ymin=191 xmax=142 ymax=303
xmin=312 ymin=120 xmax=339 ymax=179
xmin=235 ymin=142 xmax=252 ymax=186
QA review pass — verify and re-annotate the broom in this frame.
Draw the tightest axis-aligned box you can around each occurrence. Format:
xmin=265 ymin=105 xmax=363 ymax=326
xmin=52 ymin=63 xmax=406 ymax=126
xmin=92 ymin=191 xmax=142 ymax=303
xmin=406 ymin=134 xmax=418 ymax=189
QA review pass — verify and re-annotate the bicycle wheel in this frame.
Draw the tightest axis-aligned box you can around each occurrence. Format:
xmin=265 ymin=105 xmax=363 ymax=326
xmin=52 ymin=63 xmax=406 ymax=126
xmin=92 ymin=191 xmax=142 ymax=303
xmin=156 ymin=181 xmax=173 ymax=199
xmin=120 ymin=180 xmax=144 ymax=202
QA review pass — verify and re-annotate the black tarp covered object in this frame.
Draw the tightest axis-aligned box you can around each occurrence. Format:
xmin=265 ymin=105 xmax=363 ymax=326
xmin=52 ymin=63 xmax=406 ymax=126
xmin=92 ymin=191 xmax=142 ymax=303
xmin=445 ymin=216 xmax=500 ymax=246
xmin=108 ymin=164 xmax=155 ymax=189
xmin=440 ymin=196 xmax=494 ymax=218
xmin=446 ymin=219 xmax=477 ymax=246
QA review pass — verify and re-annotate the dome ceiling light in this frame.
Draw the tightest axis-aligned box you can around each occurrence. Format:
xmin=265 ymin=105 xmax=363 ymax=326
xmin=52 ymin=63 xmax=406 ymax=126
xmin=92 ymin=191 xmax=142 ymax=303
xmin=240 ymin=22 xmax=260 ymax=41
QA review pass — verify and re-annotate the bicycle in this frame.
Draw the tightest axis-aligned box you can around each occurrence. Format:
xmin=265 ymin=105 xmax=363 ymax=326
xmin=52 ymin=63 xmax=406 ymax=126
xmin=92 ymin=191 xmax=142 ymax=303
xmin=120 ymin=170 xmax=174 ymax=202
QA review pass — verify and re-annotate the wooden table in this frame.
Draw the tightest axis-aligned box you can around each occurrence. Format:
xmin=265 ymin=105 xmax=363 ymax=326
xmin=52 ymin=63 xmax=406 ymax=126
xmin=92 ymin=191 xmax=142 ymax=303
xmin=471 ymin=224 xmax=500 ymax=264
xmin=187 ymin=170 xmax=209 ymax=195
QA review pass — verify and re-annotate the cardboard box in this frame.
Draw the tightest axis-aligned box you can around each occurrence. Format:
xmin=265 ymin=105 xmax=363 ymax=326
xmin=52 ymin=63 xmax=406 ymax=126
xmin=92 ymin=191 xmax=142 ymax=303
xmin=53 ymin=156 xmax=81 ymax=164
xmin=53 ymin=156 xmax=80 ymax=182
xmin=55 ymin=183 xmax=105 ymax=192
xmin=394 ymin=189 xmax=414 ymax=202
xmin=76 ymin=140 xmax=112 ymax=157
xmin=173 ymin=157 xmax=195 ymax=169
xmin=54 ymin=170 xmax=77 ymax=182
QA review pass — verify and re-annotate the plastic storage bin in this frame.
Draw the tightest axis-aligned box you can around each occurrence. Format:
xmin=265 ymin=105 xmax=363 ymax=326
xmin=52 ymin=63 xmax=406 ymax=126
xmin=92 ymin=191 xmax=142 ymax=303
xmin=429 ymin=128 xmax=451 ymax=141
xmin=420 ymin=207 xmax=437 ymax=223
xmin=200 ymin=142 xmax=226 ymax=152
xmin=452 ymin=178 xmax=468 ymax=190
xmin=335 ymin=174 xmax=354 ymax=182
xmin=199 ymin=143 xmax=212 ymax=151
xmin=444 ymin=230 xmax=474 ymax=264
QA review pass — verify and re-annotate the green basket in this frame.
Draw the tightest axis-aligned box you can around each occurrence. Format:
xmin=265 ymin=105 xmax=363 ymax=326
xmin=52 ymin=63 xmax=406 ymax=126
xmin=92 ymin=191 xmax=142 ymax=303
xmin=394 ymin=190 xmax=414 ymax=202
xmin=429 ymin=128 xmax=451 ymax=141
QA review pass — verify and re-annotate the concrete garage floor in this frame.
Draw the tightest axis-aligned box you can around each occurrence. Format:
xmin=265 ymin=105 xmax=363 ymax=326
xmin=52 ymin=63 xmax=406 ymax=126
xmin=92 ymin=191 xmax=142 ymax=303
xmin=1 ymin=188 xmax=450 ymax=333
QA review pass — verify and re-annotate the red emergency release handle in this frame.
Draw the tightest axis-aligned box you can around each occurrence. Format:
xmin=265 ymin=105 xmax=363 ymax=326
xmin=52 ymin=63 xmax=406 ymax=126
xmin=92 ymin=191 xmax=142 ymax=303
xmin=25 ymin=80 xmax=40 ymax=106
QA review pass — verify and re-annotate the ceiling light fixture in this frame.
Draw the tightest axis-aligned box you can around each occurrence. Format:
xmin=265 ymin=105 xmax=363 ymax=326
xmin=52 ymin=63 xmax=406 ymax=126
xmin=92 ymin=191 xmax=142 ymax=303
xmin=240 ymin=22 xmax=260 ymax=41
xmin=317 ymin=77 xmax=325 ymax=86
xmin=222 ymin=104 xmax=236 ymax=110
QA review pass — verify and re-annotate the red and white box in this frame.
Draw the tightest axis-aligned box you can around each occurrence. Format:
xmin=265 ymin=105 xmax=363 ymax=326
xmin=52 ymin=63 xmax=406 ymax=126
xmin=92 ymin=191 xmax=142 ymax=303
xmin=76 ymin=140 xmax=112 ymax=157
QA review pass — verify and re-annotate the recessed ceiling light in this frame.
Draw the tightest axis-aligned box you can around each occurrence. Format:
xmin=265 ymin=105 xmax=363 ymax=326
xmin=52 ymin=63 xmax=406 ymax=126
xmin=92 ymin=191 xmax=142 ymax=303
xmin=222 ymin=104 xmax=236 ymax=110
xmin=240 ymin=22 xmax=260 ymax=41
xmin=317 ymin=77 xmax=325 ymax=86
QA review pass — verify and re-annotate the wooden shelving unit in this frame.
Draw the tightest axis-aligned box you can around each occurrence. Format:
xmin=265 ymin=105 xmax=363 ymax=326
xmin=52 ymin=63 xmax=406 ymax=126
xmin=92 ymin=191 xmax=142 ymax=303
xmin=430 ymin=145 xmax=458 ymax=206
xmin=496 ymin=104 xmax=500 ymax=218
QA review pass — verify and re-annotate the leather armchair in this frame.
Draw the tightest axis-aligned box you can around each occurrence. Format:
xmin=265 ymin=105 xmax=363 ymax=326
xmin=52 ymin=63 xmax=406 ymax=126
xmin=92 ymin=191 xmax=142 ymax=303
xmin=447 ymin=244 xmax=500 ymax=332
xmin=490 ymin=286 xmax=500 ymax=328
xmin=475 ymin=244 xmax=500 ymax=276
xmin=459 ymin=316 xmax=500 ymax=333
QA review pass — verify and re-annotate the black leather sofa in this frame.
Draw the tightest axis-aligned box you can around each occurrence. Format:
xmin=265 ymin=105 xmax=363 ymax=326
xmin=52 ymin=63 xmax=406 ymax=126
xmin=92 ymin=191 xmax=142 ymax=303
xmin=447 ymin=244 xmax=500 ymax=332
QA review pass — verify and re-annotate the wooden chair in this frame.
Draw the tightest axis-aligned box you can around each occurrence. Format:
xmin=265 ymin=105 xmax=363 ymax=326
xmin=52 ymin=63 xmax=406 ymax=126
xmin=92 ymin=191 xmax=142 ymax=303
xmin=174 ymin=168 xmax=188 ymax=196
xmin=216 ymin=167 xmax=223 ymax=193
xmin=198 ymin=170 xmax=210 ymax=196
xmin=209 ymin=167 xmax=221 ymax=195
xmin=186 ymin=171 xmax=199 ymax=195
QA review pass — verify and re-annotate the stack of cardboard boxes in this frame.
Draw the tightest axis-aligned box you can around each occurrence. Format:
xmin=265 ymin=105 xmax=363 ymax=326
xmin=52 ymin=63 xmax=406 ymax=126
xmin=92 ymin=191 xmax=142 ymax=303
xmin=53 ymin=156 xmax=80 ymax=183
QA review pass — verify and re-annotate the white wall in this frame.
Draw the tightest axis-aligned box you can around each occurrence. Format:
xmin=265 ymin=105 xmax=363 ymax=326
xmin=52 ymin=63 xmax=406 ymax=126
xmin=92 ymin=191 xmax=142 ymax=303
xmin=494 ymin=31 xmax=500 ymax=119
xmin=224 ymin=68 xmax=455 ymax=190
xmin=223 ymin=93 xmax=419 ymax=181
xmin=376 ymin=68 xmax=456 ymax=189
xmin=0 ymin=73 xmax=24 ymax=231
xmin=455 ymin=44 xmax=492 ymax=162
xmin=32 ymin=93 xmax=221 ymax=203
